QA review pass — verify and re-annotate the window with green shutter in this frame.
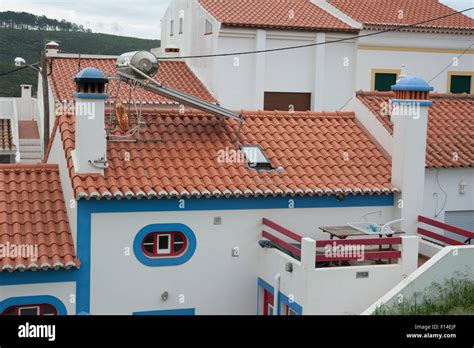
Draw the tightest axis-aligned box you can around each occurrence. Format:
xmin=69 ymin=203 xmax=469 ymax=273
xmin=449 ymin=75 xmax=471 ymax=94
xmin=374 ymin=73 xmax=398 ymax=92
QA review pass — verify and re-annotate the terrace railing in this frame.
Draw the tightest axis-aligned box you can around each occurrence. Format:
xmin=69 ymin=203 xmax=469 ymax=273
xmin=418 ymin=215 xmax=473 ymax=246
xmin=261 ymin=218 xmax=402 ymax=265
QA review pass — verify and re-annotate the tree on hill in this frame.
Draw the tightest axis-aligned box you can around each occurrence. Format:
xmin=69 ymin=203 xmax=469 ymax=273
xmin=0 ymin=12 xmax=160 ymax=97
xmin=0 ymin=11 xmax=91 ymax=32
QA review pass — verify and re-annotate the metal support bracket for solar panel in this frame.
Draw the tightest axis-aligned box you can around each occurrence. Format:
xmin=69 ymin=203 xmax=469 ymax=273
xmin=117 ymin=64 xmax=243 ymax=122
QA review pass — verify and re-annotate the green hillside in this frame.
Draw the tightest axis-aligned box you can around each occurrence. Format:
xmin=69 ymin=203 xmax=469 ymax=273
xmin=0 ymin=28 xmax=160 ymax=97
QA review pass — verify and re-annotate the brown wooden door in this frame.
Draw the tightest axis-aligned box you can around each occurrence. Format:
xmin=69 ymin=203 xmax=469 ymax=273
xmin=264 ymin=92 xmax=311 ymax=111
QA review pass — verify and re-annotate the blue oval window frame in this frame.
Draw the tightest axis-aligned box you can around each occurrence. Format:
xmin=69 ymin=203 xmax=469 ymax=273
xmin=0 ymin=295 xmax=67 ymax=315
xmin=133 ymin=223 xmax=197 ymax=267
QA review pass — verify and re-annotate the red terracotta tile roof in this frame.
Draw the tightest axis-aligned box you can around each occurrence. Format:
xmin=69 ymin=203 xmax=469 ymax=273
xmin=53 ymin=109 xmax=398 ymax=200
xmin=0 ymin=164 xmax=80 ymax=272
xmin=198 ymin=0 xmax=357 ymax=32
xmin=357 ymin=91 xmax=474 ymax=168
xmin=49 ymin=57 xmax=217 ymax=105
xmin=0 ymin=119 xmax=15 ymax=152
xmin=327 ymin=0 xmax=474 ymax=31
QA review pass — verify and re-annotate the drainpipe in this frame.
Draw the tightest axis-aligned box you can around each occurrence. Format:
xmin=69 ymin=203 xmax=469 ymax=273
xmin=40 ymin=49 xmax=50 ymax=156
xmin=273 ymin=273 xmax=280 ymax=316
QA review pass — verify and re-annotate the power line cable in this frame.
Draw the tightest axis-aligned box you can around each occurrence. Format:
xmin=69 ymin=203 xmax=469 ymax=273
xmin=428 ymin=42 xmax=474 ymax=83
xmin=0 ymin=65 xmax=28 ymax=77
xmin=158 ymin=7 xmax=474 ymax=60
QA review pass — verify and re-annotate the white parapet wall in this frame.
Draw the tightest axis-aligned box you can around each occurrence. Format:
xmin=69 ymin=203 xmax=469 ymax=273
xmin=418 ymin=238 xmax=443 ymax=258
xmin=258 ymin=235 xmax=420 ymax=315
xmin=361 ymin=245 xmax=474 ymax=315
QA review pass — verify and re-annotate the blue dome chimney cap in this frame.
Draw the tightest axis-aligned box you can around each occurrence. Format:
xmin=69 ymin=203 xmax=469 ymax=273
xmin=74 ymin=67 xmax=108 ymax=84
xmin=391 ymin=76 xmax=433 ymax=92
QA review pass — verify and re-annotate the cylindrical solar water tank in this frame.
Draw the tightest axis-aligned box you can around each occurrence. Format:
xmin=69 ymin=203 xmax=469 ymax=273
xmin=116 ymin=51 xmax=158 ymax=78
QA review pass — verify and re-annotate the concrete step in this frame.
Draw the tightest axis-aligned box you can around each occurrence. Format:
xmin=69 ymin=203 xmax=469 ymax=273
xmin=20 ymin=151 xmax=42 ymax=159
xmin=19 ymin=158 xmax=42 ymax=164
xmin=19 ymin=145 xmax=41 ymax=152
xmin=19 ymin=138 xmax=41 ymax=146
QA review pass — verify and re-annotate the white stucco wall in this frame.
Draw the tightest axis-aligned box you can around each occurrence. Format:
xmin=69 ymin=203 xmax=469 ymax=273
xmin=258 ymin=235 xmax=419 ymax=315
xmin=0 ymin=282 xmax=76 ymax=315
xmin=89 ymin=204 xmax=394 ymax=314
xmin=356 ymin=31 xmax=474 ymax=93
xmin=362 ymin=245 xmax=474 ymax=314
xmin=160 ymin=0 xmax=221 ymax=96
xmin=47 ymin=126 xmax=77 ymax=250
xmin=305 ymin=236 xmax=418 ymax=315
xmin=161 ymin=2 xmax=473 ymax=111
xmin=423 ymin=168 xmax=474 ymax=221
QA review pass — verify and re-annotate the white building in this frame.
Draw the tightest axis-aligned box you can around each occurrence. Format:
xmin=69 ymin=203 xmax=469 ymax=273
xmin=2 ymin=49 xmax=472 ymax=315
xmin=158 ymin=0 xmax=474 ymax=111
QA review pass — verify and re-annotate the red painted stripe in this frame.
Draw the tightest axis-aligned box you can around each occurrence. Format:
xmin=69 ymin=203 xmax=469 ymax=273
xmin=418 ymin=227 xmax=465 ymax=246
xmin=262 ymin=230 xmax=301 ymax=257
xmin=418 ymin=216 xmax=474 ymax=239
xmin=316 ymin=251 xmax=401 ymax=262
xmin=316 ymin=237 xmax=402 ymax=247
xmin=262 ymin=218 xmax=302 ymax=242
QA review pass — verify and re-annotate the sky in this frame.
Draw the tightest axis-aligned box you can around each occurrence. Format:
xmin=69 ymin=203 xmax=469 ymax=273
xmin=0 ymin=0 xmax=473 ymax=39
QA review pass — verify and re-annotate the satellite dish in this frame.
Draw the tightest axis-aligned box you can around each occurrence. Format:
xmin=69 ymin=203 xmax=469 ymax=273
xmin=116 ymin=51 xmax=158 ymax=78
xmin=114 ymin=102 xmax=130 ymax=132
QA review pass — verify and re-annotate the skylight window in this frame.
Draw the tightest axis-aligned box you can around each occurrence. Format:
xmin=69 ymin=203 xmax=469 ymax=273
xmin=240 ymin=145 xmax=272 ymax=170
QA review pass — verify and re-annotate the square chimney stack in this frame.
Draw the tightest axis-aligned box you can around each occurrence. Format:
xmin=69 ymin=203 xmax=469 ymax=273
xmin=390 ymin=76 xmax=433 ymax=235
xmin=71 ymin=67 xmax=109 ymax=175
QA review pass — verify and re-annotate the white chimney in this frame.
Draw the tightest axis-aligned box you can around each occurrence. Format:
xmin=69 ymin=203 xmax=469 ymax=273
xmin=45 ymin=41 xmax=60 ymax=55
xmin=20 ymin=84 xmax=32 ymax=99
xmin=390 ymin=76 xmax=433 ymax=235
xmin=71 ymin=68 xmax=109 ymax=175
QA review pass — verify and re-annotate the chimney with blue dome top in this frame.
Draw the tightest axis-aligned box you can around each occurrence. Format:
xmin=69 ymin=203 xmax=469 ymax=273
xmin=390 ymin=75 xmax=433 ymax=235
xmin=71 ymin=67 xmax=109 ymax=174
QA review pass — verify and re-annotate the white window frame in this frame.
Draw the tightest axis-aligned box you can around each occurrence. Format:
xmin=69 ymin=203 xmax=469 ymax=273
xmin=267 ymin=304 xmax=274 ymax=315
xmin=18 ymin=306 xmax=40 ymax=315
xmin=157 ymin=233 xmax=171 ymax=254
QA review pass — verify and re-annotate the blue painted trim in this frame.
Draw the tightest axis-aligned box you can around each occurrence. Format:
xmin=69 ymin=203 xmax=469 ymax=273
xmin=257 ymin=278 xmax=278 ymax=315
xmin=279 ymin=292 xmax=303 ymax=315
xmin=133 ymin=223 xmax=197 ymax=267
xmin=133 ymin=308 xmax=195 ymax=315
xmin=76 ymin=200 xmax=91 ymax=314
xmin=73 ymin=92 xmax=109 ymax=100
xmin=391 ymin=99 xmax=433 ymax=107
xmin=0 ymin=269 xmax=78 ymax=286
xmin=257 ymin=277 xmax=302 ymax=315
xmin=80 ymin=194 xmax=394 ymax=213
xmin=0 ymin=295 xmax=67 ymax=315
